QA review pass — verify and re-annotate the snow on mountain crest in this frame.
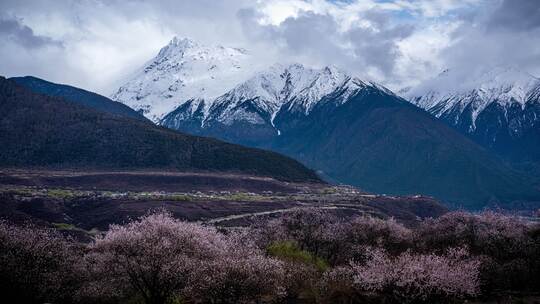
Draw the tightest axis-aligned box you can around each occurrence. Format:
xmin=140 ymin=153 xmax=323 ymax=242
xmin=188 ymin=62 xmax=396 ymax=133
xmin=405 ymin=66 xmax=540 ymax=127
xmin=113 ymin=37 xmax=390 ymax=126
xmin=163 ymin=37 xmax=197 ymax=52
xmin=111 ymin=37 xmax=257 ymax=122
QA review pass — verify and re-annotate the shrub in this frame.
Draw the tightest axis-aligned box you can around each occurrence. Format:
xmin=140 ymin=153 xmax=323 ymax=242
xmin=85 ymin=211 xmax=228 ymax=304
xmin=255 ymin=210 xmax=414 ymax=266
xmin=320 ymin=266 xmax=364 ymax=304
xmin=415 ymin=211 xmax=529 ymax=255
xmin=251 ymin=208 xmax=347 ymax=264
xmin=0 ymin=221 xmax=81 ymax=304
xmin=267 ymin=241 xmax=328 ymax=271
xmin=334 ymin=216 xmax=413 ymax=264
xmin=267 ymin=241 xmax=328 ymax=302
xmin=415 ymin=211 xmax=540 ymax=292
xmin=349 ymin=247 xmax=481 ymax=303
xmin=1 ymin=208 xmax=537 ymax=303
xmin=272 ymin=208 xmax=338 ymax=256
xmin=187 ymin=254 xmax=285 ymax=304
xmin=185 ymin=231 xmax=286 ymax=304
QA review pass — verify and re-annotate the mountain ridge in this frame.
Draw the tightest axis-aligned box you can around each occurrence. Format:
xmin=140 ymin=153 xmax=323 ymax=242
xmin=161 ymin=63 xmax=394 ymax=139
xmin=0 ymin=76 xmax=321 ymax=183
xmin=10 ymin=76 xmax=148 ymax=121
xmin=405 ymin=66 xmax=540 ymax=127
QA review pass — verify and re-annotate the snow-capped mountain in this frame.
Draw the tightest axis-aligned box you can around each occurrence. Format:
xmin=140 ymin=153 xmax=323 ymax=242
xmin=160 ymin=61 xmax=540 ymax=210
xmin=111 ymin=38 xmax=540 ymax=208
xmin=406 ymin=66 xmax=540 ymax=129
xmin=111 ymin=37 xmax=257 ymax=122
xmin=112 ymin=36 xmax=392 ymax=128
xmin=404 ymin=66 xmax=540 ymax=168
xmin=161 ymin=62 xmax=393 ymax=136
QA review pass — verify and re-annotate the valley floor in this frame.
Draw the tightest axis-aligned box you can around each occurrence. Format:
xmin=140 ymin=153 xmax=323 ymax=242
xmin=0 ymin=169 xmax=446 ymax=240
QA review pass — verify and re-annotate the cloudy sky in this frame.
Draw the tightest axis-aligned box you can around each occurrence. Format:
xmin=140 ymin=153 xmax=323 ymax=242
xmin=1 ymin=0 xmax=539 ymax=94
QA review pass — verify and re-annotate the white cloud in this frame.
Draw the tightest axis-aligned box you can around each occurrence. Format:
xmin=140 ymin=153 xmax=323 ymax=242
xmin=394 ymin=20 xmax=461 ymax=88
xmin=1 ymin=0 xmax=538 ymax=95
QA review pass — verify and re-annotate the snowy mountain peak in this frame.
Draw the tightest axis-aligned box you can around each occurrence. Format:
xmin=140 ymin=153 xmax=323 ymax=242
xmin=196 ymin=63 xmax=382 ymax=129
xmin=159 ymin=60 xmax=396 ymax=142
xmin=154 ymin=37 xmax=198 ymax=63
xmin=112 ymin=38 xmax=389 ymax=127
xmin=474 ymin=66 xmax=538 ymax=94
xmin=405 ymin=66 xmax=540 ymax=126
xmin=111 ymin=37 xmax=256 ymax=122
xmin=167 ymin=36 xmax=197 ymax=50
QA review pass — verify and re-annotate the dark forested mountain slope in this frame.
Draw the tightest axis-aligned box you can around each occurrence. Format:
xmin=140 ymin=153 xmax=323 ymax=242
xmin=405 ymin=67 xmax=540 ymax=176
xmin=0 ymin=77 xmax=320 ymax=183
xmin=11 ymin=76 xmax=148 ymax=121
xmin=272 ymin=88 xmax=540 ymax=210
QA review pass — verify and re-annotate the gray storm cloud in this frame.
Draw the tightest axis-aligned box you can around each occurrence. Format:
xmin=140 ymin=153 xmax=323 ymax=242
xmin=487 ymin=0 xmax=540 ymax=31
xmin=238 ymin=8 xmax=415 ymax=83
xmin=0 ymin=16 xmax=63 ymax=49
xmin=440 ymin=0 xmax=540 ymax=83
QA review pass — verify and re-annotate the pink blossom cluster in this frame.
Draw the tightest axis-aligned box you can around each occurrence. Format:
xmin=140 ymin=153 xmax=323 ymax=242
xmin=414 ymin=211 xmax=540 ymax=292
xmin=254 ymin=209 xmax=415 ymax=264
xmin=416 ymin=211 xmax=530 ymax=252
xmin=0 ymin=209 xmax=538 ymax=304
xmin=86 ymin=211 xmax=286 ymax=304
xmin=0 ymin=221 xmax=81 ymax=303
xmin=349 ymin=247 xmax=481 ymax=302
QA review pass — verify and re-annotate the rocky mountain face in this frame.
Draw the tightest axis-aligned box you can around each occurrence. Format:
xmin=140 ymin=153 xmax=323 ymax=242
xmin=405 ymin=67 xmax=540 ymax=173
xmin=112 ymin=38 xmax=540 ymax=210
